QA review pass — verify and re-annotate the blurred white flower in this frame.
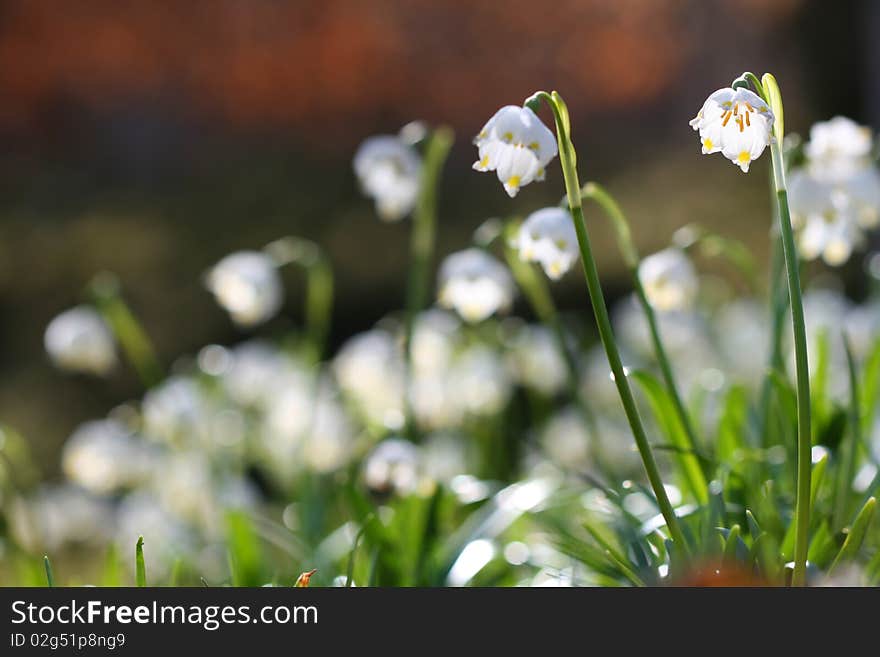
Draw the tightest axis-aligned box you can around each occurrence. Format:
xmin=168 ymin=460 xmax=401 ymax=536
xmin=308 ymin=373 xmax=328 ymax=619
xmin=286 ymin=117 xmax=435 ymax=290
xmin=44 ymin=306 xmax=116 ymax=376
xmin=421 ymin=432 xmax=470 ymax=483
xmin=222 ymin=340 xmax=291 ymax=409
xmin=142 ymin=377 xmax=211 ymax=447
xmin=451 ymin=345 xmax=512 ymax=417
xmin=690 ymin=87 xmax=774 ymax=172
xmin=540 ymin=407 xmax=591 ymax=468
xmin=507 ymin=324 xmax=568 ymax=396
xmin=411 ymin=309 xmax=460 ymax=375
xmin=473 ymin=105 xmax=557 ymax=197
xmin=638 ymin=248 xmax=698 ymax=311
xmin=206 ymin=251 xmax=283 ymax=327
xmin=514 ymin=207 xmax=579 ymax=279
xmin=438 ymin=248 xmax=514 ymax=323
xmin=363 ymin=438 xmax=422 ymax=497
xmin=804 ymin=116 xmax=874 ymax=180
xmin=62 ymin=419 xmax=157 ymax=495
xmin=788 ymin=118 xmax=880 ymax=266
xmin=333 ymin=328 xmax=405 ymax=430
xmin=10 ymin=485 xmax=112 ymax=552
xmin=353 ymin=135 xmax=422 ymax=221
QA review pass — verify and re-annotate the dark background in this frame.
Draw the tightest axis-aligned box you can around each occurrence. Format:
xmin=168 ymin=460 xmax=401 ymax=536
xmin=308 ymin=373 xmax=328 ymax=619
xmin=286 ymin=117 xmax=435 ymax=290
xmin=1 ymin=0 xmax=878 ymax=471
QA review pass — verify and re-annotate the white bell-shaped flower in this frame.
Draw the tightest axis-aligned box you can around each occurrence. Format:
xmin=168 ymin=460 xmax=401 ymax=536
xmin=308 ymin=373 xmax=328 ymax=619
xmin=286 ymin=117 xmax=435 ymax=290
xmin=805 ymin=116 xmax=874 ymax=181
xmin=637 ymin=248 xmax=698 ymax=311
xmin=206 ymin=251 xmax=283 ymax=328
xmin=473 ymin=105 xmax=557 ymax=197
xmin=690 ymin=87 xmax=774 ymax=172
xmin=44 ymin=306 xmax=117 ymax=376
xmin=438 ymin=248 xmax=514 ymax=323
xmin=513 ymin=207 xmax=579 ymax=279
xmin=353 ymin=135 xmax=422 ymax=221
xmin=788 ymin=118 xmax=880 ymax=266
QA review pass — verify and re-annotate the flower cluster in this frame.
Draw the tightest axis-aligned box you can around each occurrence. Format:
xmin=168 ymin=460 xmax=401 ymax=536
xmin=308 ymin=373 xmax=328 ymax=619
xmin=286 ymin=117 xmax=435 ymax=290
xmin=788 ymin=117 xmax=880 ymax=265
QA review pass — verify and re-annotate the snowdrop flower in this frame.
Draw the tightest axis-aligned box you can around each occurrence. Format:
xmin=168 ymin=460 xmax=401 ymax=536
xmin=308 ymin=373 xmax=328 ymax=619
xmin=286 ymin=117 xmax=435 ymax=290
xmin=333 ymin=328 xmax=405 ymax=430
xmin=804 ymin=116 xmax=874 ymax=180
xmin=507 ymin=324 xmax=568 ymax=396
xmin=473 ymin=105 xmax=557 ymax=197
xmin=451 ymin=345 xmax=512 ymax=417
xmin=438 ymin=248 xmax=514 ymax=323
xmin=61 ymin=419 xmax=157 ymax=495
xmin=788 ymin=118 xmax=880 ymax=266
xmin=353 ymin=135 xmax=422 ymax=221
xmin=44 ymin=306 xmax=116 ymax=376
xmin=363 ymin=438 xmax=422 ymax=498
xmin=206 ymin=251 xmax=283 ymax=328
xmin=690 ymin=87 xmax=774 ymax=172
xmin=514 ymin=207 xmax=579 ymax=279
xmin=10 ymin=485 xmax=112 ymax=552
xmin=142 ymin=377 xmax=211 ymax=447
xmin=541 ymin=407 xmax=591 ymax=468
xmin=638 ymin=248 xmax=698 ymax=311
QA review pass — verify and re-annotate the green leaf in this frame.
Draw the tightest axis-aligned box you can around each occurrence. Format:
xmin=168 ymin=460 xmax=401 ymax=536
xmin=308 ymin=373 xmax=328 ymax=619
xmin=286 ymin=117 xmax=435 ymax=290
xmin=631 ymin=370 xmax=709 ymax=505
xmin=135 ymin=536 xmax=146 ymax=587
xmin=43 ymin=556 xmax=55 ymax=588
xmin=859 ymin=338 xmax=880 ymax=434
xmin=717 ymin=385 xmax=750 ymax=463
xmin=101 ymin=545 xmax=123 ymax=587
xmin=225 ymin=511 xmax=263 ymax=587
xmin=781 ymin=452 xmax=827 ymax=560
xmin=829 ymin=497 xmax=877 ymax=575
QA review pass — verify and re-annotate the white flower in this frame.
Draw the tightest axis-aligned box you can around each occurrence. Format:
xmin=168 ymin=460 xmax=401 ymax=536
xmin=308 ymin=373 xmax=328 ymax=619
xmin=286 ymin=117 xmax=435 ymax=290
xmin=804 ymin=116 xmax=874 ymax=181
xmin=206 ymin=251 xmax=283 ymax=327
xmin=44 ymin=306 xmax=116 ymax=376
xmin=541 ymin=407 xmax=591 ymax=468
xmin=363 ymin=438 xmax=422 ymax=497
xmin=514 ymin=207 xmax=579 ymax=279
xmin=507 ymin=324 xmax=568 ymax=396
xmin=473 ymin=105 xmax=557 ymax=197
xmin=61 ymin=419 xmax=157 ymax=495
xmin=788 ymin=118 xmax=880 ymax=266
xmin=333 ymin=328 xmax=405 ymax=430
xmin=353 ymin=135 xmax=422 ymax=221
xmin=438 ymin=248 xmax=514 ymax=322
xmin=690 ymin=87 xmax=774 ymax=172
xmin=637 ymin=248 xmax=698 ymax=311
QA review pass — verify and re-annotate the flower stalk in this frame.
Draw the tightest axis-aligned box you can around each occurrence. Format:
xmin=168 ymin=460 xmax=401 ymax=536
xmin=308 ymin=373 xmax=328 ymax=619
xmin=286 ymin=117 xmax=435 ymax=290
xmin=760 ymin=73 xmax=812 ymax=586
xmin=88 ymin=272 xmax=162 ymax=388
xmin=581 ymin=181 xmax=709 ymax=502
xmin=265 ymin=236 xmax=334 ymax=363
xmin=403 ymin=126 xmax=454 ymax=437
xmin=526 ymin=90 xmax=689 ymax=553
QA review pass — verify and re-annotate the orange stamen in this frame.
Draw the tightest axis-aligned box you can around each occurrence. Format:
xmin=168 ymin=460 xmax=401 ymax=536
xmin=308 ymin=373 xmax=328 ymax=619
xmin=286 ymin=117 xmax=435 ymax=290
xmin=745 ymin=111 xmax=750 ymax=127
xmin=722 ymin=110 xmax=733 ymax=127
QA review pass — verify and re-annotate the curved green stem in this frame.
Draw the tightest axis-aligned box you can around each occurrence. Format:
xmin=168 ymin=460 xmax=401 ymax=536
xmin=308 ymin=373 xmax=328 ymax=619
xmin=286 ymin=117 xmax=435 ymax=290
xmin=403 ymin=126 xmax=454 ymax=438
xmin=88 ymin=272 xmax=163 ymax=388
xmin=528 ymin=91 xmax=689 ymax=553
xmin=581 ymin=182 xmax=710 ymax=501
xmin=265 ymin=237 xmax=334 ymax=363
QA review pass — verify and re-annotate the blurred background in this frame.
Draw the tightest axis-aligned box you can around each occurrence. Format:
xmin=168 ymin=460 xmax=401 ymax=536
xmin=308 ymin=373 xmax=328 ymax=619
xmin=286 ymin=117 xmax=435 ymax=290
xmin=1 ymin=0 xmax=879 ymax=472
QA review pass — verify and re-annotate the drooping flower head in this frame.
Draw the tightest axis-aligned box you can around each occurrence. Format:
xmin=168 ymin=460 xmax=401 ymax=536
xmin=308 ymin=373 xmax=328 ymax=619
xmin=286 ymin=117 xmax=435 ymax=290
xmin=690 ymin=87 xmax=775 ymax=172
xmin=353 ymin=135 xmax=422 ymax=221
xmin=637 ymin=248 xmax=698 ymax=311
xmin=513 ymin=207 xmax=579 ymax=279
xmin=437 ymin=248 xmax=514 ymax=323
xmin=206 ymin=251 xmax=283 ymax=328
xmin=788 ymin=117 xmax=880 ymax=266
xmin=44 ymin=305 xmax=117 ymax=376
xmin=473 ymin=105 xmax=557 ymax=197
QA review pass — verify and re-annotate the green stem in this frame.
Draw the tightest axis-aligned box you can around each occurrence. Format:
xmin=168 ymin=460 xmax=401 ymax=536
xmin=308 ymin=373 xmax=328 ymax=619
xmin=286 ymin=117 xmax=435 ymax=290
xmin=529 ymin=91 xmax=689 ymax=553
xmin=833 ymin=334 xmax=861 ymax=531
xmin=89 ymin=272 xmax=163 ymax=388
xmin=265 ymin=237 xmax=334 ymax=362
xmin=758 ymin=229 xmax=788 ymax=446
xmin=769 ymin=139 xmax=812 ymax=587
xmin=402 ymin=126 xmax=454 ymax=439
xmin=581 ymin=182 xmax=709 ymax=493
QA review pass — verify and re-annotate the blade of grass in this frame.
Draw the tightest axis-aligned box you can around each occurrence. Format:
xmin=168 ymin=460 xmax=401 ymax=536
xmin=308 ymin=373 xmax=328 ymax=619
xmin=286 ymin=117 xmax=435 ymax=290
xmin=828 ymin=497 xmax=876 ymax=575
xmin=135 ymin=536 xmax=146 ymax=587
xmin=43 ymin=556 xmax=55 ymax=588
